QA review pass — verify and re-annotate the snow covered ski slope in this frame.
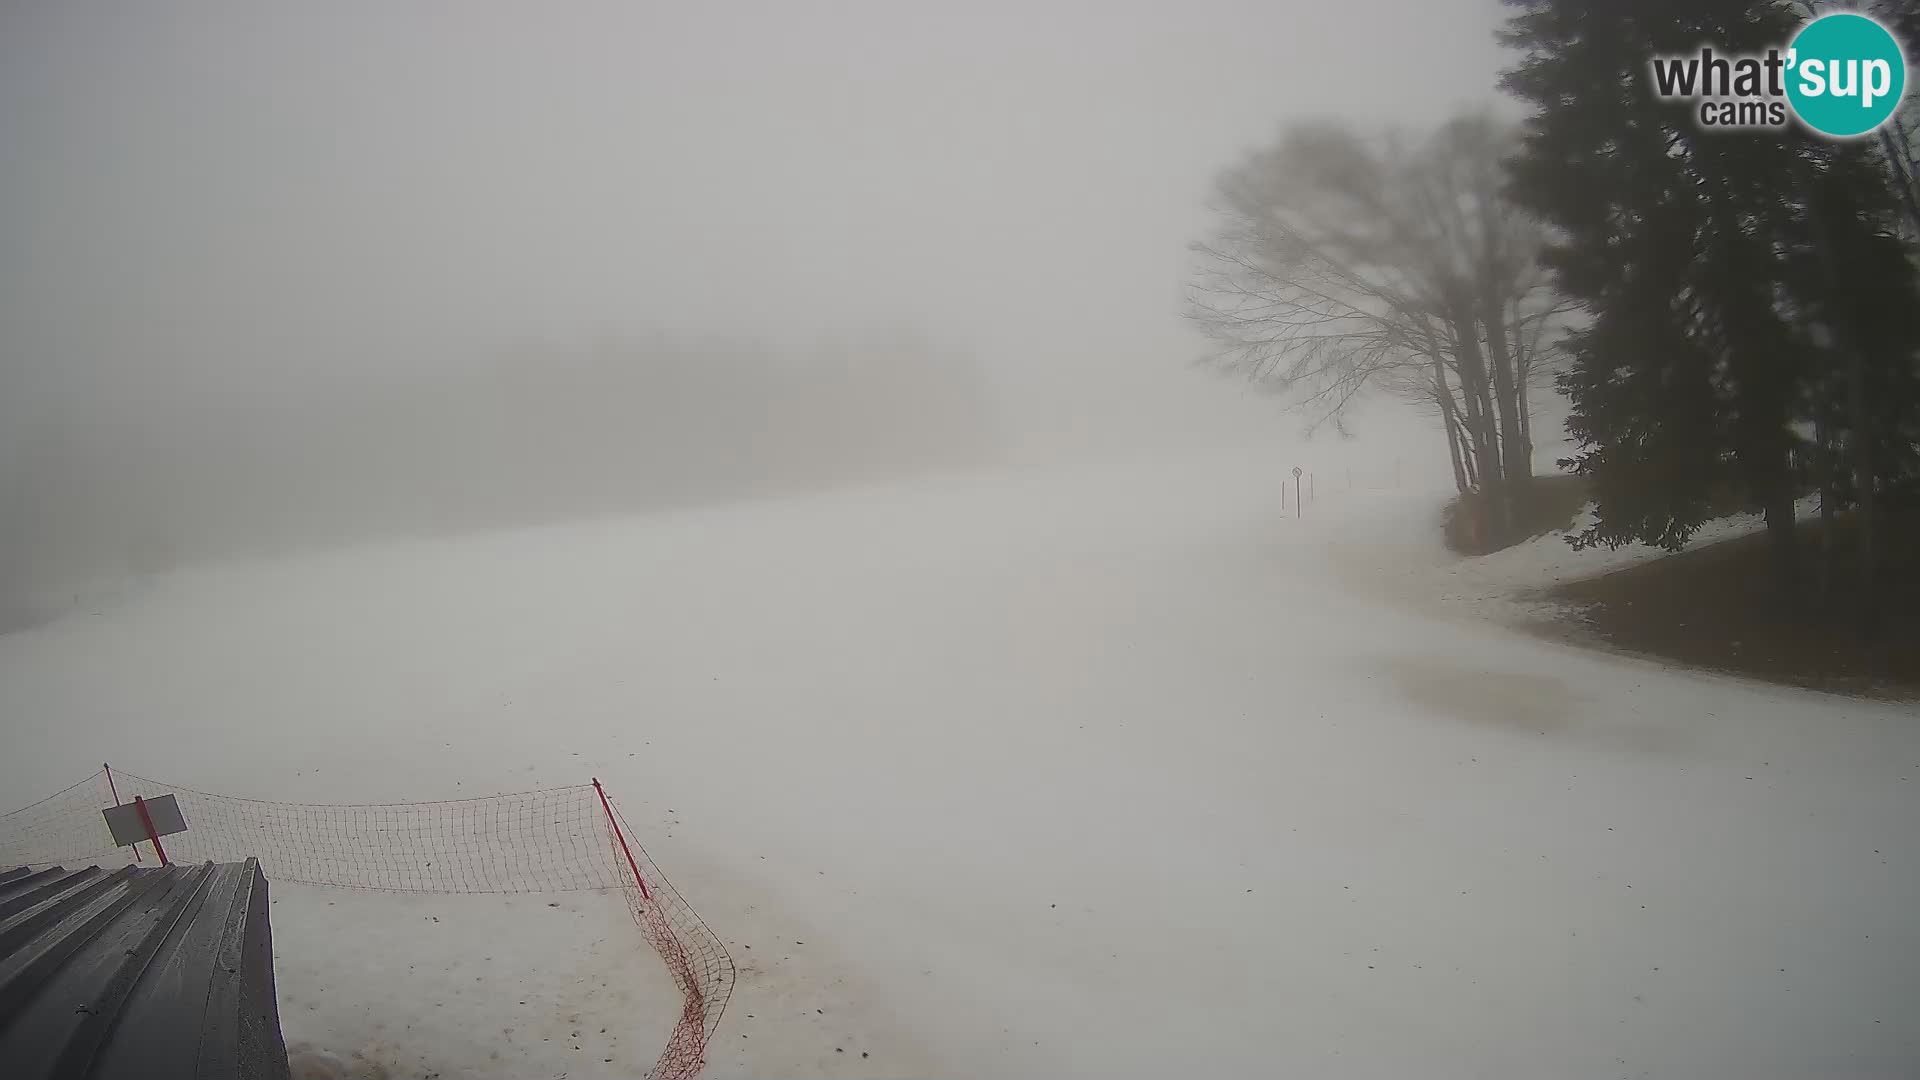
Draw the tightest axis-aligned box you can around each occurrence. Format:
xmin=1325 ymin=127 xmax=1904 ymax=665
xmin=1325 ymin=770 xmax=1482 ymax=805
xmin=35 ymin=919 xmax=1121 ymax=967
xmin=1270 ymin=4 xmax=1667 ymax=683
xmin=2 ymin=441 xmax=1915 ymax=1079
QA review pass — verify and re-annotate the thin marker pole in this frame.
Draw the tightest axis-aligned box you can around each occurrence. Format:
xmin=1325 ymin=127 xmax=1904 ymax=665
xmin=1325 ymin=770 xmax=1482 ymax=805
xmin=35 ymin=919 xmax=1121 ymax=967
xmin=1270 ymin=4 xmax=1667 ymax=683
xmin=134 ymin=795 xmax=168 ymax=866
xmin=593 ymin=778 xmax=652 ymax=902
xmin=104 ymin=763 xmax=141 ymax=863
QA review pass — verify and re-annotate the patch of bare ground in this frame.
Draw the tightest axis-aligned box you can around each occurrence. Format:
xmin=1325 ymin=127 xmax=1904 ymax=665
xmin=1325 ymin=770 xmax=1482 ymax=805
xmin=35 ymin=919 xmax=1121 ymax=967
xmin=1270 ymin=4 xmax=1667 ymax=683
xmin=1534 ymin=512 xmax=1919 ymax=701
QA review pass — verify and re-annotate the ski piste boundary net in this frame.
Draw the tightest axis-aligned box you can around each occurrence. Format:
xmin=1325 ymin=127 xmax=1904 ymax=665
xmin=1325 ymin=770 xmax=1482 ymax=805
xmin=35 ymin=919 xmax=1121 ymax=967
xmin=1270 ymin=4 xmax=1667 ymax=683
xmin=0 ymin=765 xmax=735 ymax=1080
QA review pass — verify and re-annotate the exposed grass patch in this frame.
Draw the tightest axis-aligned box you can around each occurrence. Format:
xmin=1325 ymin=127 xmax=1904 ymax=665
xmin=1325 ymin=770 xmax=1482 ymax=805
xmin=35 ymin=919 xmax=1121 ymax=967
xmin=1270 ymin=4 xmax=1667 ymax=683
xmin=1546 ymin=512 xmax=1919 ymax=699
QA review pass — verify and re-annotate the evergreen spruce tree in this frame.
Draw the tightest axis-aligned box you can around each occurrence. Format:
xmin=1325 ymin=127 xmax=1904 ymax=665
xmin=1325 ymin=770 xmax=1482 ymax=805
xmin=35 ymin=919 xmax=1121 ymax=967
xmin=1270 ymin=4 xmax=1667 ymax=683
xmin=1501 ymin=0 xmax=1811 ymax=597
xmin=1503 ymin=0 xmax=1920 ymax=629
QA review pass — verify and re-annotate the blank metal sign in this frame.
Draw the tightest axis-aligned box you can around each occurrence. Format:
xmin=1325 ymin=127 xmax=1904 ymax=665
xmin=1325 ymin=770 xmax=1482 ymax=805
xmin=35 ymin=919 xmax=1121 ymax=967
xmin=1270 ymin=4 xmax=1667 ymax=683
xmin=102 ymin=793 xmax=188 ymax=848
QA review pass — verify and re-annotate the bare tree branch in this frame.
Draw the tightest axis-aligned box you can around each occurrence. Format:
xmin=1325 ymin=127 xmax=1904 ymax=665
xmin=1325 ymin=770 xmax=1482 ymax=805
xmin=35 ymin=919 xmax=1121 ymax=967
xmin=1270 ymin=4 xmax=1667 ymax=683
xmin=1186 ymin=111 xmax=1573 ymax=503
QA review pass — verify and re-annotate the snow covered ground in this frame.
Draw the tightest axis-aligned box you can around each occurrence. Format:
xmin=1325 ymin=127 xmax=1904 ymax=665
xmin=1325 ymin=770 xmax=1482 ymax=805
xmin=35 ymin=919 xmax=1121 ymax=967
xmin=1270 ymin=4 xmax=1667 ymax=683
xmin=2 ymin=439 xmax=1916 ymax=1079
xmin=278 ymin=888 xmax=677 ymax=1080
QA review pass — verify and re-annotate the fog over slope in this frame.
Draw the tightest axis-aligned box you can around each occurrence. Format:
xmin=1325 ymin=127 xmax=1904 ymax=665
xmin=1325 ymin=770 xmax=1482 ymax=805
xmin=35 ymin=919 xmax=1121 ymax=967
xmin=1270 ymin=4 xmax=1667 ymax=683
xmin=0 ymin=0 xmax=1508 ymax=619
xmin=3 ymin=333 xmax=1002 ymax=592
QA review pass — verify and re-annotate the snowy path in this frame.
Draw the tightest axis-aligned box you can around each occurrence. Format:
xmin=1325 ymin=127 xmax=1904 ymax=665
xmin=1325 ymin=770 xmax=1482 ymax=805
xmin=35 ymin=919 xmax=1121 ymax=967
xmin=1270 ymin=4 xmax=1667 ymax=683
xmin=2 ymin=442 xmax=1916 ymax=1079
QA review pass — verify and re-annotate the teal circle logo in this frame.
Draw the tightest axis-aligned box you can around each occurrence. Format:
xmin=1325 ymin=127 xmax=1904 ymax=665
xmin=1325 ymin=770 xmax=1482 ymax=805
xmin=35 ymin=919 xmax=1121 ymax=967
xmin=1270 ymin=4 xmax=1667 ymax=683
xmin=1786 ymin=13 xmax=1907 ymax=137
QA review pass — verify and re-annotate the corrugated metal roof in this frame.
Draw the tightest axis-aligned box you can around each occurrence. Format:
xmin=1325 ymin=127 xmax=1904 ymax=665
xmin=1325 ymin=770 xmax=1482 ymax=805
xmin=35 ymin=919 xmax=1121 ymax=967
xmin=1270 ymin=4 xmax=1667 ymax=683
xmin=0 ymin=859 xmax=291 ymax=1080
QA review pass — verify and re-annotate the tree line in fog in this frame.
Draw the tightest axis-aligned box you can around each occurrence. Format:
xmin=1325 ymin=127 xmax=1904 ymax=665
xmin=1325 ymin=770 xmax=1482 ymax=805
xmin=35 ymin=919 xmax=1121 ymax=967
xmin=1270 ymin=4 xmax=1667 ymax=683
xmin=0 ymin=331 xmax=1001 ymax=625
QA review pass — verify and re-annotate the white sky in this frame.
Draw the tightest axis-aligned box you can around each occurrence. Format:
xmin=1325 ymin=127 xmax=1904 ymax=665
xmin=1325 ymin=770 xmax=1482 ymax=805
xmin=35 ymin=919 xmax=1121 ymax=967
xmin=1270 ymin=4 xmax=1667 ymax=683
xmin=1 ymin=0 xmax=1510 ymax=445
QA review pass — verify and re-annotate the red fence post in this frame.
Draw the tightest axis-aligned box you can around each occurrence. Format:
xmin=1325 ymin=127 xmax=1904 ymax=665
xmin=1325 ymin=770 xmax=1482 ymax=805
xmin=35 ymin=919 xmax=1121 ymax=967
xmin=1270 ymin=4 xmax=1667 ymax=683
xmin=593 ymin=778 xmax=652 ymax=902
xmin=133 ymin=794 xmax=168 ymax=866
xmin=104 ymin=763 xmax=141 ymax=864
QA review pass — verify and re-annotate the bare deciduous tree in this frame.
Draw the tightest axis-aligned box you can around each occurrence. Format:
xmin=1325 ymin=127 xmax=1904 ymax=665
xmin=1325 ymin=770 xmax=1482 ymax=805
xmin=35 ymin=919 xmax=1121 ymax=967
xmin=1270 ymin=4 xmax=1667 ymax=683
xmin=1187 ymin=110 xmax=1573 ymax=539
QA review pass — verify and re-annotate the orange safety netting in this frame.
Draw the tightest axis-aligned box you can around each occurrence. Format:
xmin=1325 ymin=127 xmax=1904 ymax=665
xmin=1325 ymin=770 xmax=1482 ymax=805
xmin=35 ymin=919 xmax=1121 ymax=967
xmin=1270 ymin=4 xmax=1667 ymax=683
xmin=0 ymin=766 xmax=734 ymax=1080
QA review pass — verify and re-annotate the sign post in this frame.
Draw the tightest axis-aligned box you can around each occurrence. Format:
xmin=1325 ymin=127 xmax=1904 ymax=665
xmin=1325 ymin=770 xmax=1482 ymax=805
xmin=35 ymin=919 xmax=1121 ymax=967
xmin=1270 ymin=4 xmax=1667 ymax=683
xmin=1292 ymin=466 xmax=1303 ymax=518
xmin=103 ymin=763 xmax=140 ymax=864
xmin=103 ymin=792 xmax=188 ymax=866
